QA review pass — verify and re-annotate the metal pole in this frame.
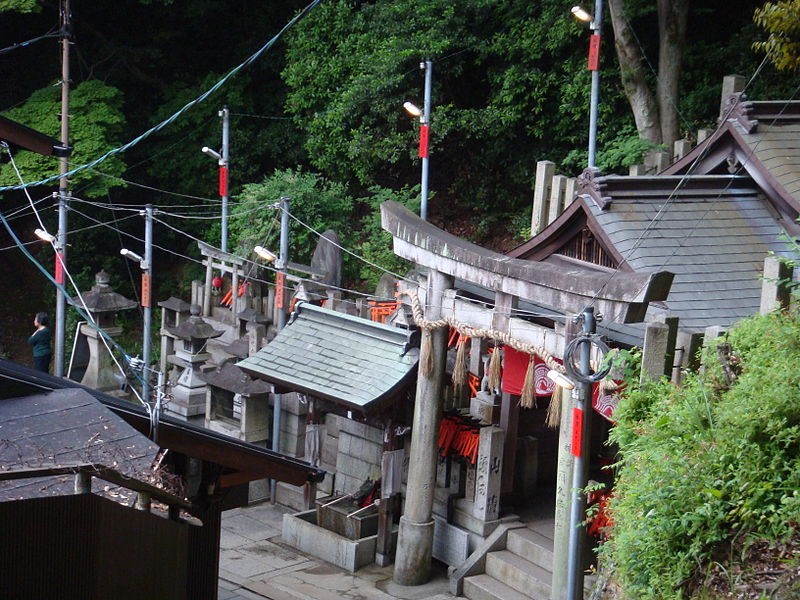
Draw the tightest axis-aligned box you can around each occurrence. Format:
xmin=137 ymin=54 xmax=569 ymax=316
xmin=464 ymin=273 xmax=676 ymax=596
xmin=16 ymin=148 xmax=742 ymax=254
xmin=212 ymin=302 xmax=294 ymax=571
xmin=565 ymin=306 xmax=596 ymax=600
xmin=419 ymin=59 xmax=432 ymax=221
xmin=271 ymin=195 xmax=290 ymax=502
xmin=54 ymin=0 xmax=71 ymax=377
xmin=276 ymin=196 xmax=290 ymax=330
xmin=587 ymin=0 xmax=603 ymax=168
xmin=220 ymin=107 xmax=230 ymax=253
xmin=142 ymin=204 xmax=153 ymax=402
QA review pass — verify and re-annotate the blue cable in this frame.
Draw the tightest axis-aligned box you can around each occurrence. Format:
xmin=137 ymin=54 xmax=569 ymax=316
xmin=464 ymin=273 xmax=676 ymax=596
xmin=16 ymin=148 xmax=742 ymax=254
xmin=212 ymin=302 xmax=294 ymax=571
xmin=0 ymin=0 xmax=323 ymax=192
xmin=0 ymin=211 xmax=145 ymax=386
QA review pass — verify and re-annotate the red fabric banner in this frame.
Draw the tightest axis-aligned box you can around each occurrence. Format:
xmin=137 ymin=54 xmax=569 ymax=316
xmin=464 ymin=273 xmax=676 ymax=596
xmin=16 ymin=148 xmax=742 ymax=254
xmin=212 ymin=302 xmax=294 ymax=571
xmin=534 ymin=355 xmax=563 ymax=397
xmin=592 ymin=380 xmax=624 ymax=422
xmin=500 ymin=346 xmax=528 ymax=395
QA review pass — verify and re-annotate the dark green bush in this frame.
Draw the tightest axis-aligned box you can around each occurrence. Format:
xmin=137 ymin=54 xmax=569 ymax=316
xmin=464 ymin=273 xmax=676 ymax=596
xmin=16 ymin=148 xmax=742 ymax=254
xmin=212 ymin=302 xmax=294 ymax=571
xmin=606 ymin=310 xmax=800 ymax=599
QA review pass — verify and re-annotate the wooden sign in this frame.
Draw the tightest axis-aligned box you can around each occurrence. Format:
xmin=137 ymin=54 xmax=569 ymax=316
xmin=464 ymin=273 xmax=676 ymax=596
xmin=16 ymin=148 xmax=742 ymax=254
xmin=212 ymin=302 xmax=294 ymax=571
xmin=588 ymin=34 xmax=601 ymax=71
xmin=571 ymin=407 xmax=584 ymax=457
xmin=275 ymin=272 xmax=285 ymax=309
xmin=141 ymin=273 xmax=151 ymax=308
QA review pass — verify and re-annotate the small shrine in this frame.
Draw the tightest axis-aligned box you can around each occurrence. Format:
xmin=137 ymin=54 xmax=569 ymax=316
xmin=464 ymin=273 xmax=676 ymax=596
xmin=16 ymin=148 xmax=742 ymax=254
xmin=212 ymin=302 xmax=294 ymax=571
xmin=165 ymin=304 xmax=223 ymax=421
xmin=67 ymin=270 xmax=137 ymax=395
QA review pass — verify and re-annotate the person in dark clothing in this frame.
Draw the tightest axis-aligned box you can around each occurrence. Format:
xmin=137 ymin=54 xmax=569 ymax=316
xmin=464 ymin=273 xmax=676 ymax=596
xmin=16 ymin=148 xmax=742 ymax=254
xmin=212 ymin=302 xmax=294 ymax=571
xmin=28 ymin=312 xmax=52 ymax=373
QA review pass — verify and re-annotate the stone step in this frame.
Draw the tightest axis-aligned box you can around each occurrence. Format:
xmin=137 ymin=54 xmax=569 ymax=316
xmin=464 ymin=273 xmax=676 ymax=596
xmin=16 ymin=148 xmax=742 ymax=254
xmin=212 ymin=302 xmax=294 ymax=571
xmin=485 ymin=550 xmax=552 ymax=599
xmin=507 ymin=527 xmax=554 ymax=568
xmin=528 ymin=518 xmax=555 ymax=540
xmin=463 ymin=573 xmax=548 ymax=600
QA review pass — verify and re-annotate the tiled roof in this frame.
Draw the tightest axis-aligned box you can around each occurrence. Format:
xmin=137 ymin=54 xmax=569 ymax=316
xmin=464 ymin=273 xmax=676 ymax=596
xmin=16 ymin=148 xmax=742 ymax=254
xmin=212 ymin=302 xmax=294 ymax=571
xmin=738 ymin=120 xmax=800 ymax=204
xmin=0 ymin=388 xmax=158 ymax=501
xmin=237 ymin=303 xmax=418 ymax=413
xmin=584 ymin=175 xmax=796 ymax=332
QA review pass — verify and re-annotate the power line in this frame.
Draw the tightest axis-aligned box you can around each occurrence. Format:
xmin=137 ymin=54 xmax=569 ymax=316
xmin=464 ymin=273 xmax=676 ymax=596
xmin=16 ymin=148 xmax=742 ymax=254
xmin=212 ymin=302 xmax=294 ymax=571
xmin=0 ymin=0 xmax=324 ymax=193
xmin=0 ymin=30 xmax=59 ymax=56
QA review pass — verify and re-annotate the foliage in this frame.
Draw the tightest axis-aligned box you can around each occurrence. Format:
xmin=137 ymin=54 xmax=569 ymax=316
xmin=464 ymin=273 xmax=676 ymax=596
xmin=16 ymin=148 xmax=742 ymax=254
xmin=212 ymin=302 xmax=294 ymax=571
xmin=754 ymin=0 xmax=800 ymax=72
xmin=0 ymin=0 xmax=41 ymax=14
xmin=353 ymin=185 xmax=417 ymax=290
xmin=228 ymin=167 xmax=354 ymax=270
xmin=0 ymin=80 xmax=127 ymax=197
xmin=605 ymin=310 xmax=800 ymax=599
xmin=282 ymin=0 xmax=600 ymax=221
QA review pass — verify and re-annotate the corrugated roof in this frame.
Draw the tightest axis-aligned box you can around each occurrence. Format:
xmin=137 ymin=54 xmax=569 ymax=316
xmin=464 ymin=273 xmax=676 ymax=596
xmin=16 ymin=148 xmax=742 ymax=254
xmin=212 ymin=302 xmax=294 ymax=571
xmin=585 ymin=177 xmax=796 ymax=332
xmin=236 ymin=303 xmax=418 ymax=413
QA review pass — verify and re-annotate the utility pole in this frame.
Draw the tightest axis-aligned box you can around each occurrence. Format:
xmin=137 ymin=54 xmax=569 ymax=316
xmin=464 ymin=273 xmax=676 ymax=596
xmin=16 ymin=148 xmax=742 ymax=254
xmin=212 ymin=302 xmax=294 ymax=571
xmin=587 ymin=0 xmax=603 ymax=168
xmin=201 ymin=106 xmax=230 ymax=252
xmin=54 ymin=0 xmax=71 ymax=377
xmin=419 ymin=59 xmax=432 ymax=221
xmin=142 ymin=204 xmax=153 ymax=401
xmin=220 ymin=107 xmax=230 ymax=252
xmin=271 ymin=195 xmax=291 ymax=502
xmin=565 ymin=306 xmax=597 ymax=600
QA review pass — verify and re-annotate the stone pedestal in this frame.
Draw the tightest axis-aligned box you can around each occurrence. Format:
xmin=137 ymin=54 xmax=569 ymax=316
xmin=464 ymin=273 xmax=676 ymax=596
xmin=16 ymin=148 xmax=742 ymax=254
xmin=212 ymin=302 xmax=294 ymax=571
xmin=168 ymin=348 xmax=212 ymax=417
xmin=79 ymin=324 xmax=125 ymax=394
xmin=473 ymin=426 xmax=504 ymax=522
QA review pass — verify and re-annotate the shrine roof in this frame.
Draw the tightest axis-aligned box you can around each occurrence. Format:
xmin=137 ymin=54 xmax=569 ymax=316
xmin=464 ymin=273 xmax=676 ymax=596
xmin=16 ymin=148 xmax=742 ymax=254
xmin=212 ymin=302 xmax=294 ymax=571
xmin=0 ymin=387 xmax=158 ymax=501
xmin=237 ymin=303 xmax=418 ymax=414
xmin=510 ymin=173 xmax=797 ymax=334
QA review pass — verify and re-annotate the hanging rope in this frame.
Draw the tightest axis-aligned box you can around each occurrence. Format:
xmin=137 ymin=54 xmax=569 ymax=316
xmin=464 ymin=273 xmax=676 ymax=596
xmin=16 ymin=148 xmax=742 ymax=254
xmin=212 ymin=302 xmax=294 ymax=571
xmin=399 ymin=288 xmax=624 ymax=414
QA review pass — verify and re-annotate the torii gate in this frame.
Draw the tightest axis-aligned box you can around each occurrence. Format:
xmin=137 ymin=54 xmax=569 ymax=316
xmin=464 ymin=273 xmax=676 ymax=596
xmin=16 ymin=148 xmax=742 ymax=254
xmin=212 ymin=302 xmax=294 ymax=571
xmin=380 ymin=201 xmax=673 ymax=591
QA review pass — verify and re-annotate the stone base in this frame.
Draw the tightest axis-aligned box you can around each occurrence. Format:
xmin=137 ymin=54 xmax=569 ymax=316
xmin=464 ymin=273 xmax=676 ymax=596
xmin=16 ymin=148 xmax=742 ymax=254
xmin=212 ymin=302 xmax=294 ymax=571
xmin=393 ymin=516 xmax=434 ymax=585
xmin=282 ymin=510 xmax=396 ymax=572
xmin=168 ymin=386 xmax=207 ymax=417
xmin=248 ymin=479 xmax=270 ymax=504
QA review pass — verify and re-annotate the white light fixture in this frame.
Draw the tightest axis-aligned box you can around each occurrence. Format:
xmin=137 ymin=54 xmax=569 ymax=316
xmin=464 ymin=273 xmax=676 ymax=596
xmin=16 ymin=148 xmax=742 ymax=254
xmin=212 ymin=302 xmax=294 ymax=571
xmin=403 ymin=101 xmax=422 ymax=117
xmin=254 ymin=245 xmax=278 ymax=262
xmin=547 ymin=369 xmax=575 ymax=390
xmin=120 ymin=248 xmax=144 ymax=263
xmin=34 ymin=228 xmax=57 ymax=243
xmin=571 ymin=5 xmax=593 ymax=22
xmin=201 ymin=146 xmax=222 ymax=162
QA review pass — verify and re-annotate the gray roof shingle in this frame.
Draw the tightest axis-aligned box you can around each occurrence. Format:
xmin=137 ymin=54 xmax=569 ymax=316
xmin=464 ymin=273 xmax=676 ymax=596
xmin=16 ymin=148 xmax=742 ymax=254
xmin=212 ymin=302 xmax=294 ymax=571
xmin=236 ymin=303 xmax=418 ymax=413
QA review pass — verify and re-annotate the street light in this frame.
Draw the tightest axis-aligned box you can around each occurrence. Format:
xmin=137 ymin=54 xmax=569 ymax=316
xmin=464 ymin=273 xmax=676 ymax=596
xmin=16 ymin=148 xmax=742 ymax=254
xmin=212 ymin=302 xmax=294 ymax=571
xmin=547 ymin=369 xmax=576 ymax=390
xmin=120 ymin=248 xmax=144 ymax=264
xmin=35 ymin=228 xmax=57 ymax=243
xmin=404 ymin=59 xmax=432 ymax=221
xmin=254 ymin=245 xmax=278 ymax=263
xmin=572 ymin=0 xmax=603 ymax=169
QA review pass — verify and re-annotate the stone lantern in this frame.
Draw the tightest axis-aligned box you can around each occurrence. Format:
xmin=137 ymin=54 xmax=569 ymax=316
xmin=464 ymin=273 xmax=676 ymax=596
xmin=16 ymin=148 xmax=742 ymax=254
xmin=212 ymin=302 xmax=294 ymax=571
xmin=165 ymin=304 xmax=223 ymax=420
xmin=71 ymin=270 xmax=137 ymax=394
xmin=157 ymin=297 xmax=192 ymax=381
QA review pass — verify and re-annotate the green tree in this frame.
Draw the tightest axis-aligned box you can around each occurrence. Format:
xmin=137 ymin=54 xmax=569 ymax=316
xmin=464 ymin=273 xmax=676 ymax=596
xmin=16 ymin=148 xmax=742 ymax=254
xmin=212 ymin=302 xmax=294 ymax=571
xmin=0 ymin=80 xmax=127 ymax=197
xmin=754 ymin=0 xmax=800 ymax=71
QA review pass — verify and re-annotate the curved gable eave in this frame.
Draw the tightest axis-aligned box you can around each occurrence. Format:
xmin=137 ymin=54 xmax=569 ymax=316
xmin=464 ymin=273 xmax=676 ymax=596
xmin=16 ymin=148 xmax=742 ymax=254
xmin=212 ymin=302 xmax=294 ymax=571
xmin=506 ymin=196 xmax=631 ymax=271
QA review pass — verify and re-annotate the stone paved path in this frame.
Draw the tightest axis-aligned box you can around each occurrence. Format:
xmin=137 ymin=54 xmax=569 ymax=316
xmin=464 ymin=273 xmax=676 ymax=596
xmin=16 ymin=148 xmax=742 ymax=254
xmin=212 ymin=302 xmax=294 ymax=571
xmin=218 ymin=502 xmax=457 ymax=600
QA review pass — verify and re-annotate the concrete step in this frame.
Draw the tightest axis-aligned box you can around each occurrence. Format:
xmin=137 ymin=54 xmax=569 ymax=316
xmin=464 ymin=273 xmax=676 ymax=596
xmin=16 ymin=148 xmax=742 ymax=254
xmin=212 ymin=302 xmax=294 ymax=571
xmin=464 ymin=572 xmax=549 ymax=600
xmin=485 ymin=550 xmax=552 ymax=599
xmin=528 ymin=518 xmax=555 ymax=540
xmin=507 ymin=527 xmax=554 ymax=569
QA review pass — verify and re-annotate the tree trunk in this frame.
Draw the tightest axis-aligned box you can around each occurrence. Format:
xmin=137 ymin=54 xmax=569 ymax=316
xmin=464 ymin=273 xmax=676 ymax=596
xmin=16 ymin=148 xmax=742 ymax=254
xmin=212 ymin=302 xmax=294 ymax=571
xmin=657 ymin=0 xmax=688 ymax=147
xmin=607 ymin=0 xmax=662 ymax=145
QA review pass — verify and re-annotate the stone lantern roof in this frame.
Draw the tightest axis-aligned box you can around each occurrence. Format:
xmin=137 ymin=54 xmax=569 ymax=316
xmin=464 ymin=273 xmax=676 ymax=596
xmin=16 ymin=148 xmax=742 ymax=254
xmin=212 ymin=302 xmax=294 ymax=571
xmin=166 ymin=304 xmax=223 ymax=342
xmin=157 ymin=297 xmax=192 ymax=312
xmin=200 ymin=363 xmax=271 ymax=398
xmin=70 ymin=270 xmax=137 ymax=313
xmin=236 ymin=307 xmax=269 ymax=324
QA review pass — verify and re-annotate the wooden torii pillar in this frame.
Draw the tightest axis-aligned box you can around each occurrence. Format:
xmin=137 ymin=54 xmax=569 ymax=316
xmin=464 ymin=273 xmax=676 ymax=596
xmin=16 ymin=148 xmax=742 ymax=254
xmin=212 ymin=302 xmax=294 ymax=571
xmin=380 ymin=201 xmax=673 ymax=587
